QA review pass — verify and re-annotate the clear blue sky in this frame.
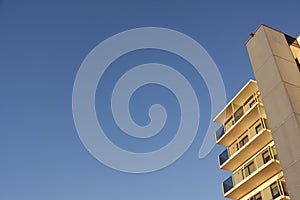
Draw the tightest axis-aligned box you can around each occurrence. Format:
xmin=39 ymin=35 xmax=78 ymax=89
xmin=1 ymin=0 xmax=299 ymax=199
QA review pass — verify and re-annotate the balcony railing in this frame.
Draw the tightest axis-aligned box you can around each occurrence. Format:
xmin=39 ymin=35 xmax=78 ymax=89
xmin=222 ymin=145 xmax=279 ymax=196
xmin=216 ymin=126 xmax=225 ymax=141
xmin=218 ymin=118 xmax=269 ymax=166
xmin=222 ymin=176 xmax=234 ymax=194
xmin=225 ymin=93 xmax=262 ymax=131
xmin=247 ymin=179 xmax=289 ymax=200
xmin=275 ymin=180 xmax=290 ymax=198
xmin=215 ymin=92 xmax=262 ymax=142
xmin=234 ymin=106 xmax=244 ymax=122
xmin=219 ymin=149 xmax=229 ymax=166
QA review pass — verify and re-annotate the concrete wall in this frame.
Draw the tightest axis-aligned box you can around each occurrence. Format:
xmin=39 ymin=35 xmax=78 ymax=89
xmin=246 ymin=25 xmax=300 ymax=200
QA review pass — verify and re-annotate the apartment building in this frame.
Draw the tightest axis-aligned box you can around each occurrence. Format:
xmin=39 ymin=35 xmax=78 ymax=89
xmin=215 ymin=80 xmax=289 ymax=200
xmin=215 ymin=25 xmax=300 ymax=199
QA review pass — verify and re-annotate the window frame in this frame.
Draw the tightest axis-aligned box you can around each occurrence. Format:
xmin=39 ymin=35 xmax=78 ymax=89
xmin=238 ymin=135 xmax=249 ymax=149
xmin=255 ymin=123 xmax=263 ymax=134
xmin=270 ymin=182 xmax=280 ymax=199
xmin=250 ymin=192 xmax=262 ymax=200
xmin=244 ymin=161 xmax=255 ymax=177
xmin=262 ymin=150 xmax=271 ymax=164
xmin=249 ymin=100 xmax=256 ymax=108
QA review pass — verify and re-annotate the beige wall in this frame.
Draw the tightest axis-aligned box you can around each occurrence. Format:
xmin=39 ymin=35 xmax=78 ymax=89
xmin=246 ymin=25 xmax=300 ymax=199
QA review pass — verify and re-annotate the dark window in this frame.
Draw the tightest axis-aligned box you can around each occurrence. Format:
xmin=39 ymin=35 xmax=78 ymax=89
xmin=255 ymin=123 xmax=263 ymax=134
xmin=250 ymin=192 xmax=262 ymax=200
xmin=270 ymin=182 xmax=280 ymax=199
xmin=262 ymin=150 xmax=271 ymax=164
xmin=238 ymin=135 xmax=249 ymax=149
xmin=244 ymin=162 xmax=255 ymax=177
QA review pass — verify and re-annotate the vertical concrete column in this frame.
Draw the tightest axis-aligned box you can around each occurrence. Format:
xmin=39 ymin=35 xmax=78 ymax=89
xmin=246 ymin=25 xmax=300 ymax=199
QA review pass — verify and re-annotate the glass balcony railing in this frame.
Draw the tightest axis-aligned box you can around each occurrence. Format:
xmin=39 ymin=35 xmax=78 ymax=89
xmin=222 ymin=176 xmax=234 ymax=194
xmin=215 ymin=93 xmax=263 ymax=142
xmin=216 ymin=126 xmax=225 ymax=141
xmin=219 ymin=149 xmax=229 ymax=166
xmin=222 ymin=146 xmax=279 ymax=195
xmin=218 ymin=118 xmax=269 ymax=166
xmin=247 ymin=179 xmax=289 ymax=200
xmin=226 ymin=95 xmax=261 ymax=131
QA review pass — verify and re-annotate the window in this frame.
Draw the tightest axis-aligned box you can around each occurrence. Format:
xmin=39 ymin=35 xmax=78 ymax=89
xmin=238 ymin=135 xmax=249 ymax=149
xmin=250 ymin=192 xmax=262 ymax=200
xmin=249 ymin=100 xmax=256 ymax=108
xmin=234 ymin=106 xmax=244 ymax=122
xmin=244 ymin=162 xmax=255 ymax=177
xmin=270 ymin=182 xmax=280 ymax=199
xmin=255 ymin=123 xmax=263 ymax=134
xmin=262 ymin=150 xmax=271 ymax=164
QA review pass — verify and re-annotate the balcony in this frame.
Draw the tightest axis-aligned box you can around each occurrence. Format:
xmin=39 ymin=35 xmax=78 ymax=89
xmin=267 ymin=180 xmax=290 ymax=200
xmin=216 ymin=101 xmax=265 ymax=146
xmin=218 ymin=118 xmax=273 ymax=171
xmin=222 ymin=146 xmax=282 ymax=199
xmin=214 ymin=80 xmax=259 ymax=125
xmin=247 ymin=179 xmax=290 ymax=200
